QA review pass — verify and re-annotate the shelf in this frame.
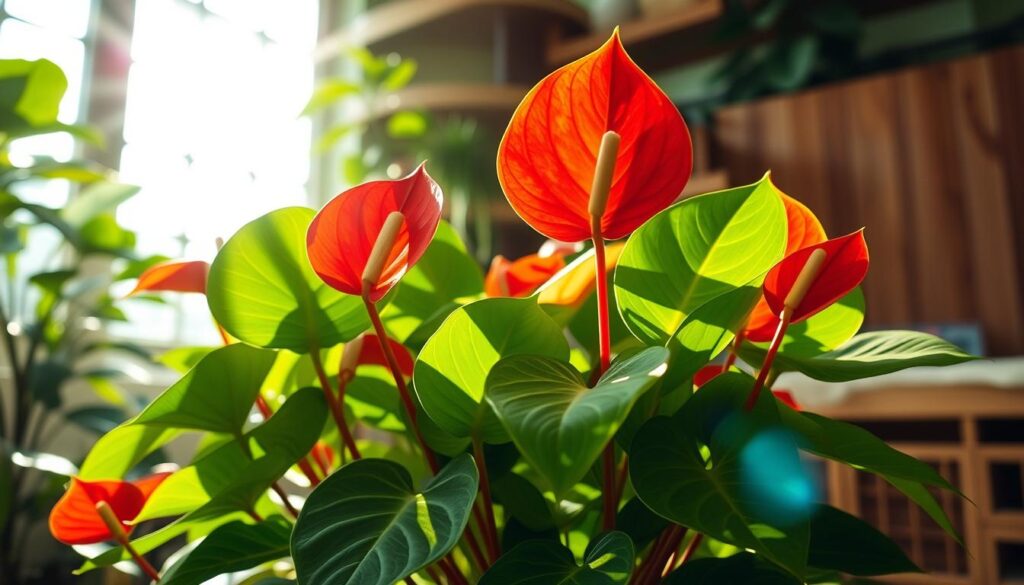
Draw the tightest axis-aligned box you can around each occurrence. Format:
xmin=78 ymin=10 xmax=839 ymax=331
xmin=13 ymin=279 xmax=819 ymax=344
xmin=318 ymin=0 xmax=588 ymax=59
xmin=547 ymin=0 xmax=724 ymax=67
xmin=349 ymin=83 xmax=528 ymax=124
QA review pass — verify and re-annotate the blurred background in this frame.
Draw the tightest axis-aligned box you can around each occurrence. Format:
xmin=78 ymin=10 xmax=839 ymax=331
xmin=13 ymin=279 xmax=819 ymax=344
xmin=0 ymin=0 xmax=1022 ymax=583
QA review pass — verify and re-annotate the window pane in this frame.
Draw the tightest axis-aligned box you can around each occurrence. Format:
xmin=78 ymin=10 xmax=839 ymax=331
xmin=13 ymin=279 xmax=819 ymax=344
xmin=5 ymin=0 xmax=92 ymax=38
xmin=0 ymin=19 xmax=86 ymax=123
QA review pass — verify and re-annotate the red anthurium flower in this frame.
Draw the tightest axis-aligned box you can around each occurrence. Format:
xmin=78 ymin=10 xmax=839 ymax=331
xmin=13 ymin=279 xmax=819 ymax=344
xmin=485 ymin=253 xmax=566 ymax=298
xmin=745 ymin=192 xmax=827 ymax=341
xmin=306 ymin=164 xmax=443 ymax=302
xmin=128 ymin=260 xmax=209 ymax=296
xmin=773 ymin=390 xmax=801 ymax=411
xmin=693 ymin=365 xmax=723 ymax=388
xmin=357 ymin=333 xmax=415 ymax=378
xmin=497 ymin=30 xmax=692 ymax=242
xmin=49 ymin=472 xmax=171 ymax=545
xmin=762 ymin=230 xmax=869 ymax=324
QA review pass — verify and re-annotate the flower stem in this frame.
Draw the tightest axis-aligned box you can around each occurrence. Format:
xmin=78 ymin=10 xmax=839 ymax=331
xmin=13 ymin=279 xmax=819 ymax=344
xmin=722 ymin=329 xmax=744 ymax=373
xmin=96 ymin=502 xmax=161 ymax=582
xmin=309 ymin=347 xmax=362 ymax=460
xmin=472 ymin=436 xmax=501 ymax=563
xmin=744 ymin=308 xmax=791 ymax=410
xmin=361 ymin=291 xmax=439 ymax=474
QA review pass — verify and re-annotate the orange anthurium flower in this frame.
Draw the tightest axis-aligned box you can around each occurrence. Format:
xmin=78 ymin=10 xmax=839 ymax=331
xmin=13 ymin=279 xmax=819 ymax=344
xmin=497 ymin=30 xmax=692 ymax=242
xmin=485 ymin=253 xmax=566 ymax=298
xmin=745 ymin=192 xmax=828 ymax=341
xmin=306 ymin=164 xmax=443 ymax=302
xmin=536 ymin=242 xmax=625 ymax=307
xmin=49 ymin=472 xmax=171 ymax=545
xmin=762 ymin=230 xmax=869 ymax=325
xmin=357 ymin=333 xmax=415 ymax=378
xmin=128 ymin=260 xmax=209 ymax=296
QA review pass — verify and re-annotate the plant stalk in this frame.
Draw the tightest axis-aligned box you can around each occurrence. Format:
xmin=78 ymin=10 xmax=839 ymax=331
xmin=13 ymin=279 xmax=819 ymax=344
xmin=744 ymin=308 xmax=791 ymax=410
xmin=472 ymin=437 xmax=501 ymax=563
xmin=96 ymin=502 xmax=161 ymax=582
xmin=309 ymin=347 xmax=363 ymax=461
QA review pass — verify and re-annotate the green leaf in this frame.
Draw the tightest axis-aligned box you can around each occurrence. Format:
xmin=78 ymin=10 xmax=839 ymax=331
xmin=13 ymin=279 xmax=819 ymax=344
xmin=630 ymin=372 xmax=812 ymax=577
xmin=133 ymin=343 xmax=277 ymax=434
xmin=383 ymin=59 xmax=418 ymax=91
xmin=291 ymin=455 xmax=479 ymax=585
xmin=61 ymin=181 xmax=140 ymax=228
xmin=302 ymin=80 xmax=361 ymax=115
xmin=742 ymin=330 xmax=976 ymax=382
xmin=387 ymin=110 xmax=428 ymax=139
xmin=809 ymin=505 xmax=920 ymax=576
xmin=160 ymin=517 xmax=292 ymax=585
xmin=479 ymin=531 xmax=635 ymax=585
xmin=665 ymin=552 xmax=800 ymax=584
xmin=156 ymin=346 xmax=215 ymax=373
xmin=64 ymin=406 xmax=125 ymax=435
xmin=381 ymin=220 xmax=483 ymax=345
xmin=79 ymin=212 xmax=136 ymax=253
xmin=486 ymin=347 xmax=669 ymax=495
xmin=493 ymin=472 xmax=555 ymax=533
xmin=779 ymin=406 xmax=963 ymax=542
xmin=760 ymin=287 xmax=864 ymax=357
xmin=615 ymin=175 xmax=787 ymax=347
xmin=0 ymin=58 xmax=66 ymax=128
xmin=414 ymin=297 xmax=568 ymax=442
xmin=207 ymin=207 xmax=369 ymax=352
xmin=79 ymin=424 xmax=180 ymax=479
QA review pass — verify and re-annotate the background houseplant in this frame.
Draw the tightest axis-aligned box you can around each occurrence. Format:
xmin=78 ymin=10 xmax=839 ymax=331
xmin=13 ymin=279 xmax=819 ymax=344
xmin=0 ymin=57 xmax=157 ymax=583
xmin=47 ymin=32 xmax=973 ymax=585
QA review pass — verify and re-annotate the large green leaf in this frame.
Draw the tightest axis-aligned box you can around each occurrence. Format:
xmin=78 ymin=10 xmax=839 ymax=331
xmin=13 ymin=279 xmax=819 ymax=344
xmin=479 ymin=531 xmax=634 ymax=585
xmin=741 ymin=330 xmax=975 ymax=382
xmin=414 ymin=297 xmax=569 ymax=442
xmin=0 ymin=58 xmax=66 ymax=129
xmin=382 ymin=220 xmax=483 ymax=345
xmin=78 ymin=424 xmax=180 ymax=479
xmin=486 ymin=347 xmax=669 ymax=495
xmin=61 ymin=181 xmax=140 ymax=228
xmin=664 ymin=553 xmax=800 ymax=585
xmin=160 ymin=517 xmax=292 ymax=585
xmin=779 ymin=406 xmax=962 ymax=542
xmin=630 ymin=373 xmax=812 ymax=577
xmin=809 ymin=505 xmax=919 ymax=576
xmin=78 ymin=389 xmax=327 ymax=573
xmin=291 ymin=455 xmax=479 ymax=585
xmin=207 ymin=207 xmax=368 ymax=352
xmin=133 ymin=343 xmax=277 ymax=435
xmin=614 ymin=175 xmax=787 ymax=347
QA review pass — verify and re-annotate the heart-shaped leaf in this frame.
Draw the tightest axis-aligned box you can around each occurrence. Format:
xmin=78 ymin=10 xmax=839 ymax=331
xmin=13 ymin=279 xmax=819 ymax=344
xmin=746 ymin=288 xmax=864 ymax=351
xmin=128 ymin=260 xmax=208 ymax=296
xmin=160 ymin=517 xmax=292 ymax=585
xmin=487 ymin=347 xmax=668 ymax=495
xmin=78 ymin=424 xmax=180 ymax=479
xmin=763 ymin=230 xmax=869 ymax=323
xmin=741 ymin=330 xmax=975 ymax=382
xmin=479 ymin=531 xmax=635 ymax=585
xmin=414 ymin=297 xmax=569 ymax=442
xmin=615 ymin=174 xmax=787 ymax=347
xmin=497 ymin=30 xmax=692 ymax=242
xmin=664 ymin=553 xmax=800 ymax=585
xmin=630 ymin=372 xmax=812 ymax=577
xmin=809 ymin=505 xmax=920 ymax=576
xmin=207 ymin=207 xmax=368 ymax=352
xmin=381 ymin=221 xmax=483 ymax=345
xmin=306 ymin=164 xmax=443 ymax=302
xmin=291 ymin=455 xmax=478 ymax=585
xmin=132 ymin=343 xmax=277 ymax=435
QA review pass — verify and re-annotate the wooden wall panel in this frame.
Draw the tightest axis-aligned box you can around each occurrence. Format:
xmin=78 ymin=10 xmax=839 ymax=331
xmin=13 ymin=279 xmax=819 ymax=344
xmin=714 ymin=45 xmax=1024 ymax=356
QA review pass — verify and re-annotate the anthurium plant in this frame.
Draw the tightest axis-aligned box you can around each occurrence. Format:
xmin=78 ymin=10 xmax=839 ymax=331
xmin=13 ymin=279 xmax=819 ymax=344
xmin=50 ymin=32 xmax=975 ymax=585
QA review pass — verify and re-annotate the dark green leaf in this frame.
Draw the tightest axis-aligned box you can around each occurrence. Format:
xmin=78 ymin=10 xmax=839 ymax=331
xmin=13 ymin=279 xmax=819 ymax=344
xmin=809 ymin=505 xmax=920 ymax=575
xmin=665 ymin=552 xmax=800 ymax=584
xmin=291 ymin=455 xmax=479 ymax=585
xmin=161 ymin=517 xmax=292 ymax=585
xmin=479 ymin=531 xmax=634 ymax=585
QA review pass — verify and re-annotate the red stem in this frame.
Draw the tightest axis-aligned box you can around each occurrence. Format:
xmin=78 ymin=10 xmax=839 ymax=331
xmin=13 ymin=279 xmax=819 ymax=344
xmin=362 ymin=292 xmax=440 ymax=474
xmin=593 ymin=234 xmax=618 ymax=531
xmin=463 ymin=513 xmax=490 ymax=572
xmin=270 ymin=483 xmax=299 ymax=519
xmin=310 ymin=348 xmax=363 ymax=460
xmin=679 ymin=532 xmax=703 ymax=566
xmin=722 ymin=329 xmax=744 ymax=373
xmin=472 ymin=437 xmax=501 ymax=563
xmin=121 ymin=537 xmax=160 ymax=582
xmin=744 ymin=309 xmax=791 ymax=411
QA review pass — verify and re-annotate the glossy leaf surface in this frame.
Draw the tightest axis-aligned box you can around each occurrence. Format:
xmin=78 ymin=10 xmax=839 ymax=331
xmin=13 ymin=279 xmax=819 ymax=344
xmin=486 ymin=347 xmax=669 ymax=495
xmin=161 ymin=517 xmax=291 ymax=585
xmin=49 ymin=472 xmax=169 ymax=545
xmin=746 ymin=288 xmax=865 ymax=350
xmin=809 ymin=505 xmax=919 ymax=576
xmin=414 ymin=297 xmax=569 ymax=442
xmin=291 ymin=455 xmax=478 ymax=585
xmin=497 ymin=31 xmax=691 ymax=242
xmin=630 ymin=373 xmax=811 ymax=577
xmin=207 ymin=207 xmax=369 ymax=351
xmin=763 ymin=230 xmax=869 ymax=323
xmin=128 ymin=260 xmax=208 ymax=296
xmin=615 ymin=175 xmax=787 ymax=347
xmin=306 ymin=165 xmax=443 ymax=301
xmin=741 ymin=330 xmax=975 ymax=382
xmin=479 ymin=531 xmax=634 ymax=585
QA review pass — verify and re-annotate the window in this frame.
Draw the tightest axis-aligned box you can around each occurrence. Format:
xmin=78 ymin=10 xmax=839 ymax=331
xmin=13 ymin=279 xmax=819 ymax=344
xmin=109 ymin=0 xmax=319 ymax=345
